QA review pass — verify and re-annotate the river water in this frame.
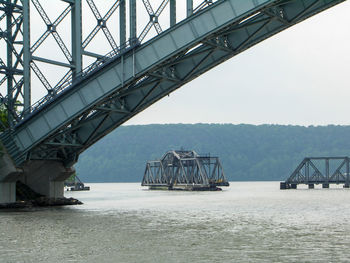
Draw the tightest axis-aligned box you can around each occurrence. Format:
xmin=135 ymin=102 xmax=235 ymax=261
xmin=1 ymin=182 xmax=350 ymax=262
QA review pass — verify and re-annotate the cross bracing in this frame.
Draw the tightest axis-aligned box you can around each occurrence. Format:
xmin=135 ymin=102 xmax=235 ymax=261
xmin=142 ymin=150 xmax=229 ymax=188
xmin=285 ymin=157 xmax=350 ymax=185
xmin=0 ymin=0 xmax=219 ymax=129
xmin=0 ymin=0 xmax=345 ymax=168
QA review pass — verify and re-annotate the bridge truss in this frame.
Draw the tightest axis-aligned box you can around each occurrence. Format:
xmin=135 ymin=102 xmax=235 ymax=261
xmin=281 ymin=157 xmax=350 ymax=189
xmin=142 ymin=150 xmax=229 ymax=190
xmin=0 ymin=0 xmax=345 ymax=169
xmin=0 ymin=0 xmax=215 ymax=128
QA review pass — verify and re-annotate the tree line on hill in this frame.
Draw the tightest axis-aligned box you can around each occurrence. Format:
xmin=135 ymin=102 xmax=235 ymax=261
xmin=75 ymin=124 xmax=350 ymax=182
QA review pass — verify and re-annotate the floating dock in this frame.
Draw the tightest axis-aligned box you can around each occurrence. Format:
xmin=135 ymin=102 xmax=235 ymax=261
xmin=142 ymin=150 xmax=229 ymax=191
xmin=281 ymin=157 xmax=350 ymax=189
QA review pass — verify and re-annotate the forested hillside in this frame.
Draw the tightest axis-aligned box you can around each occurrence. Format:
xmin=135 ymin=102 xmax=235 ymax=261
xmin=76 ymin=124 xmax=350 ymax=182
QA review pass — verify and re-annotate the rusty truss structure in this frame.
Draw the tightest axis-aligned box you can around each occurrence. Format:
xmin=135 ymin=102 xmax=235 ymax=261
xmin=281 ymin=157 xmax=350 ymax=189
xmin=142 ymin=150 xmax=229 ymax=190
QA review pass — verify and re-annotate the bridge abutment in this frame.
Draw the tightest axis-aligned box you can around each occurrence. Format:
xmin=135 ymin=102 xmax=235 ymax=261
xmin=0 ymin=147 xmax=74 ymax=203
xmin=0 ymin=147 xmax=22 ymax=203
xmin=20 ymin=160 xmax=75 ymax=199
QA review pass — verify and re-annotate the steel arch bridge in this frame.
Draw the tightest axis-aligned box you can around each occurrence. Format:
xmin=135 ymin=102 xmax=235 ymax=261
xmin=0 ymin=0 xmax=345 ymax=203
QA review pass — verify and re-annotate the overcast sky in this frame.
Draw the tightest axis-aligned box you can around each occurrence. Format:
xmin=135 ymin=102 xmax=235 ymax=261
xmin=2 ymin=0 xmax=349 ymax=126
xmin=126 ymin=0 xmax=350 ymax=126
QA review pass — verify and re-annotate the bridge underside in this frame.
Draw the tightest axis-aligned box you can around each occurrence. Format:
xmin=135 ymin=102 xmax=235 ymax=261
xmin=0 ymin=0 xmax=345 ymax=202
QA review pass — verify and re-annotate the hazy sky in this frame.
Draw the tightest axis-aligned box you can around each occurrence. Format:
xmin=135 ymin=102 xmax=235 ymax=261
xmin=126 ymin=0 xmax=350 ymax=126
xmin=2 ymin=0 xmax=350 ymax=126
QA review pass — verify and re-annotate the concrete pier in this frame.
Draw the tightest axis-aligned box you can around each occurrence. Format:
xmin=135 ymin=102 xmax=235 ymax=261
xmin=0 ymin=182 xmax=16 ymax=203
xmin=0 ymin=149 xmax=22 ymax=203
xmin=20 ymin=160 xmax=75 ymax=199
xmin=0 ymin=150 xmax=74 ymax=204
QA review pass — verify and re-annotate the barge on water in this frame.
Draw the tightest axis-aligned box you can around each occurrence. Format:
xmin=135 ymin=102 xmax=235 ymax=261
xmin=65 ymin=175 xmax=90 ymax=191
xmin=141 ymin=150 xmax=229 ymax=191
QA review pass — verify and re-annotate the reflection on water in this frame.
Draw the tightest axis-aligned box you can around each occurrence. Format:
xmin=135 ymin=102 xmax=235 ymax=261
xmin=1 ymin=182 xmax=350 ymax=262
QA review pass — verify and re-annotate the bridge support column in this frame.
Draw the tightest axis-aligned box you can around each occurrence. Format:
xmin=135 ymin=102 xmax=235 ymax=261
xmin=119 ymin=0 xmax=126 ymax=46
xmin=20 ymin=161 xmax=75 ymax=199
xmin=129 ymin=0 xmax=137 ymax=46
xmin=170 ymin=0 xmax=176 ymax=26
xmin=187 ymin=0 xmax=193 ymax=17
xmin=0 ymin=182 xmax=16 ymax=203
xmin=0 ymin=151 xmax=22 ymax=204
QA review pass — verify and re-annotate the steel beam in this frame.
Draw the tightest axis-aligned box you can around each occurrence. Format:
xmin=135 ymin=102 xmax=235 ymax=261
xmin=347 ymin=158 xmax=350 ymax=185
xmin=23 ymin=0 xmax=31 ymax=114
xmin=119 ymin=0 xmax=126 ymax=46
xmin=170 ymin=0 xmax=176 ymax=27
xmin=82 ymin=50 xmax=103 ymax=59
xmin=32 ymin=56 xmax=73 ymax=68
xmin=129 ymin=0 xmax=136 ymax=45
xmin=71 ymin=0 xmax=82 ymax=78
xmin=6 ymin=0 xmax=13 ymax=127
xmin=187 ymin=0 xmax=193 ymax=17
xmin=326 ymin=158 xmax=329 ymax=183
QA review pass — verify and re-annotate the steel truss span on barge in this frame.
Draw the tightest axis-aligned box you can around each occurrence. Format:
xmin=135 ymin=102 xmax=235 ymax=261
xmin=142 ymin=150 xmax=229 ymax=191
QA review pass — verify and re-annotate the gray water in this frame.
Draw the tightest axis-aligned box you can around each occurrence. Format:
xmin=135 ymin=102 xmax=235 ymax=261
xmin=1 ymin=182 xmax=350 ymax=263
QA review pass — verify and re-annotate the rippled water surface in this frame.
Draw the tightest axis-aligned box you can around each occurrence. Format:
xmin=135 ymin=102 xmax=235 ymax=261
xmin=1 ymin=182 xmax=350 ymax=262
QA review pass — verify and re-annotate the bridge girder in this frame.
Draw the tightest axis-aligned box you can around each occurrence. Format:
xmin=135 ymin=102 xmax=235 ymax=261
xmin=0 ymin=0 xmax=345 ymax=168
